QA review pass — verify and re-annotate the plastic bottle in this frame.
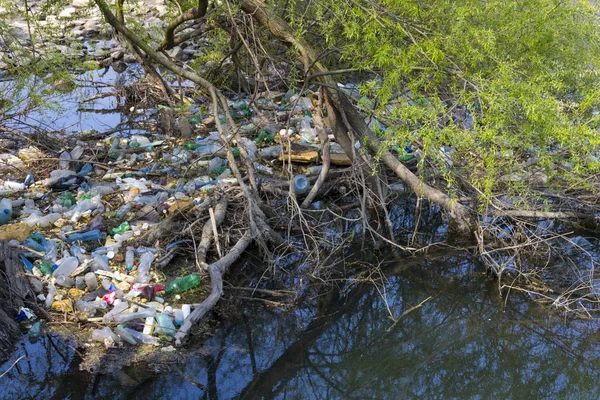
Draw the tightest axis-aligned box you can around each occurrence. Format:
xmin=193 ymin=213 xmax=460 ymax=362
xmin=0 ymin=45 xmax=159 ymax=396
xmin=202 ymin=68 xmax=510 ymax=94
xmin=123 ymin=327 xmax=158 ymax=345
xmin=135 ymin=252 xmax=154 ymax=284
xmin=182 ymin=304 xmax=191 ymax=319
xmin=111 ymin=307 xmax=156 ymax=323
xmin=24 ymin=172 xmax=35 ymax=188
xmin=77 ymin=163 xmax=93 ymax=177
xmin=59 ymin=151 xmax=72 ymax=169
xmin=299 ymin=117 xmax=317 ymax=143
xmin=165 ymin=274 xmax=201 ymax=295
xmin=125 ymin=249 xmax=135 ymax=271
xmin=75 ymin=277 xmax=86 ymax=290
xmin=28 ymin=321 xmax=43 ymax=343
xmin=102 ymin=278 xmax=117 ymax=292
xmin=108 ymin=138 xmax=120 ymax=159
xmin=174 ymin=309 xmax=184 ymax=326
xmin=0 ymin=198 xmax=12 ymax=225
xmin=93 ymin=255 xmax=111 ymax=272
xmin=61 ymin=192 xmax=76 ymax=207
xmin=293 ymin=175 xmax=310 ymax=195
xmin=91 ymin=327 xmax=120 ymax=346
xmin=45 ymin=283 xmax=56 ymax=309
xmin=84 ymin=272 xmax=98 ymax=291
xmin=56 ymin=274 xmax=75 ymax=288
xmin=38 ymin=261 xmax=53 ymax=276
xmin=76 ymin=300 xmax=98 ymax=317
xmin=115 ymin=325 xmax=137 ymax=345
xmin=143 ymin=316 xmax=155 ymax=335
xmin=70 ymin=145 xmax=84 ymax=160
xmin=155 ymin=312 xmax=176 ymax=337
xmin=115 ymin=203 xmax=132 ymax=219
xmin=52 ymin=257 xmax=79 ymax=277
xmin=65 ymin=230 xmax=104 ymax=243
xmin=110 ymin=221 xmax=130 ymax=236
xmin=103 ymin=302 xmax=129 ymax=321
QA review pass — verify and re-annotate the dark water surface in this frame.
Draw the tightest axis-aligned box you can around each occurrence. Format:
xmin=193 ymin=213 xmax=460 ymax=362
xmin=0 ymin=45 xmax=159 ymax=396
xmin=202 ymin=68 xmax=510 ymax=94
xmin=2 ymin=249 xmax=600 ymax=399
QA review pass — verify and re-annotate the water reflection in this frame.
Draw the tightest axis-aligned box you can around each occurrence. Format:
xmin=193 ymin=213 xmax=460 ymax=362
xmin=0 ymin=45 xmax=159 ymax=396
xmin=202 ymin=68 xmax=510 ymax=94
xmin=3 ymin=250 xmax=600 ymax=399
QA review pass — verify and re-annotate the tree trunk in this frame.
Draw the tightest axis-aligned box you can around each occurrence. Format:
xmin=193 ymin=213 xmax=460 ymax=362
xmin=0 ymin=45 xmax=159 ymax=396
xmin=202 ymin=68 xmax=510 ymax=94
xmin=0 ymin=242 xmax=37 ymax=363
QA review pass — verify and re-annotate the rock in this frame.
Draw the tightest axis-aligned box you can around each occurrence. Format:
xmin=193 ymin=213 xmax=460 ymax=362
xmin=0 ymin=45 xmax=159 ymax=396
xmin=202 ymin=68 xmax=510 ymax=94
xmin=123 ymin=53 xmax=137 ymax=63
xmin=112 ymin=61 xmax=127 ymax=73
xmin=0 ymin=223 xmax=31 ymax=242
xmin=58 ymin=7 xmax=77 ymax=19
xmin=110 ymin=49 xmax=125 ymax=60
xmin=167 ymin=46 xmax=183 ymax=60
xmin=72 ymin=0 xmax=90 ymax=7
xmin=93 ymin=47 xmax=108 ymax=60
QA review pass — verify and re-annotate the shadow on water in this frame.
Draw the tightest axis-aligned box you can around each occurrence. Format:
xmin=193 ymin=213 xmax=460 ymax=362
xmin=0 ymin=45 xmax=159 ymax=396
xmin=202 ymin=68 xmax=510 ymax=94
xmin=3 ymin=247 xmax=600 ymax=399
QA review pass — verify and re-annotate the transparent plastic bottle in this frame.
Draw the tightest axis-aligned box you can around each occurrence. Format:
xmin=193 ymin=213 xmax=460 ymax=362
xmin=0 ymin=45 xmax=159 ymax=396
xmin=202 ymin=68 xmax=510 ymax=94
xmin=293 ymin=175 xmax=310 ymax=195
xmin=91 ymin=327 xmax=120 ymax=345
xmin=125 ymin=249 xmax=135 ymax=271
xmin=115 ymin=325 xmax=137 ymax=345
xmin=123 ymin=327 xmax=158 ymax=345
xmin=45 ymin=283 xmax=56 ymax=309
xmin=135 ymin=252 xmax=154 ymax=284
xmin=52 ymin=257 xmax=79 ymax=277
xmin=103 ymin=302 xmax=129 ymax=322
xmin=111 ymin=307 xmax=156 ymax=323
xmin=56 ymin=274 xmax=75 ymax=288
xmin=84 ymin=272 xmax=98 ymax=291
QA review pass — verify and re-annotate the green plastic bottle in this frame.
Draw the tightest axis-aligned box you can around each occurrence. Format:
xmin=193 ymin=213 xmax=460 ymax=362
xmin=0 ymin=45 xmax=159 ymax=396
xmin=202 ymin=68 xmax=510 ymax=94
xmin=61 ymin=192 xmax=77 ymax=207
xmin=184 ymin=142 xmax=200 ymax=150
xmin=165 ymin=273 xmax=201 ymax=295
xmin=38 ymin=261 xmax=53 ymax=276
xmin=110 ymin=221 xmax=130 ymax=236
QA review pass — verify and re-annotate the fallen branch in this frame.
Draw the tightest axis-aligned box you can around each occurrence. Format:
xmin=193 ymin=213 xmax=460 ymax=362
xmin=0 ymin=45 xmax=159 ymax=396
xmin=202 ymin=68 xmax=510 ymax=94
xmin=174 ymin=231 xmax=253 ymax=345
xmin=196 ymin=199 xmax=228 ymax=265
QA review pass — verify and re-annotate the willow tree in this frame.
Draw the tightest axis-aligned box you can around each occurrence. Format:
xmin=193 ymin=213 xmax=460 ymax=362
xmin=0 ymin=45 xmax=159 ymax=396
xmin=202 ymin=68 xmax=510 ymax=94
xmin=87 ymin=0 xmax=600 ymax=337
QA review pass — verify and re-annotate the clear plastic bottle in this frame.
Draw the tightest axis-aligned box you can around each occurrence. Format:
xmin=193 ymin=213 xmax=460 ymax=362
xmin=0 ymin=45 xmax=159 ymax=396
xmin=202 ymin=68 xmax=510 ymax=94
xmin=52 ymin=257 xmax=79 ymax=277
xmin=91 ymin=327 xmax=120 ymax=346
xmin=293 ymin=175 xmax=310 ymax=195
xmin=84 ymin=272 xmax=98 ymax=291
xmin=125 ymin=249 xmax=135 ymax=271
xmin=123 ymin=327 xmax=158 ymax=345
xmin=45 ymin=283 xmax=56 ymax=309
xmin=59 ymin=151 xmax=72 ymax=169
xmin=135 ymin=252 xmax=154 ymax=283
xmin=103 ymin=302 xmax=129 ymax=322
xmin=182 ymin=304 xmax=191 ymax=319
xmin=115 ymin=325 xmax=137 ymax=345
xmin=56 ymin=274 xmax=75 ymax=288
xmin=76 ymin=300 xmax=98 ymax=317
xmin=111 ymin=307 xmax=156 ymax=323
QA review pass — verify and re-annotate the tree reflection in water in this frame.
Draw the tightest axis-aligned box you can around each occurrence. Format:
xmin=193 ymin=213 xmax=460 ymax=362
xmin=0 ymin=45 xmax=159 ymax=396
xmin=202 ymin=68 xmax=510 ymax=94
xmin=3 ymin=244 xmax=600 ymax=399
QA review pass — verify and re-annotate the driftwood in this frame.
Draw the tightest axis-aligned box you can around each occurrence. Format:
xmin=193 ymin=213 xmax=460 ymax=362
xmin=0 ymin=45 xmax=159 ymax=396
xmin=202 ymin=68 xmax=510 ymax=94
xmin=175 ymin=231 xmax=253 ymax=345
xmin=0 ymin=242 xmax=38 ymax=363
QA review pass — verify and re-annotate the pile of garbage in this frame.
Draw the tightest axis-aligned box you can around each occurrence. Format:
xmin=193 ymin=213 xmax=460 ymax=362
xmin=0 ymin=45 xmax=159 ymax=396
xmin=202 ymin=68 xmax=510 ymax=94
xmin=0 ymin=87 xmax=420 ymax=349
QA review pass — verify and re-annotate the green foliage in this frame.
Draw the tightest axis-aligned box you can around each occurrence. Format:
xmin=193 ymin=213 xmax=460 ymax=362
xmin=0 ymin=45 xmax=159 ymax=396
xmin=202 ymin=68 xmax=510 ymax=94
xmin=292 ymin=0 xmax=600 ymax=199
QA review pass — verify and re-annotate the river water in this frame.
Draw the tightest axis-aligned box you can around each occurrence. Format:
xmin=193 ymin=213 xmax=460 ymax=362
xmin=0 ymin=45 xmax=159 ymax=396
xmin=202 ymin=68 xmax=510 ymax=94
xmin=2 ymin=245 xmax=600 ymax=399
